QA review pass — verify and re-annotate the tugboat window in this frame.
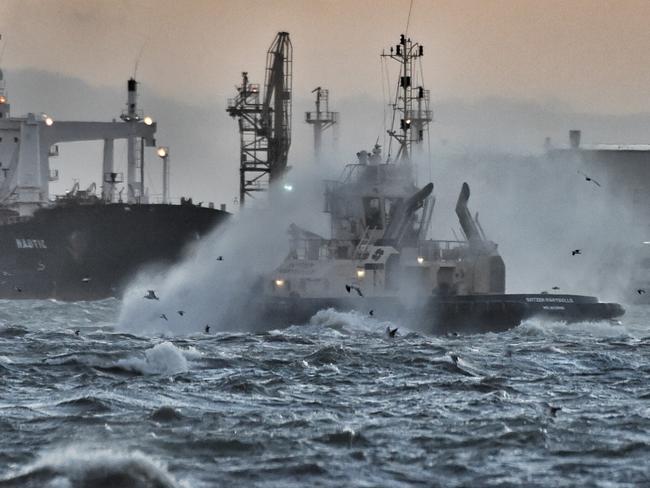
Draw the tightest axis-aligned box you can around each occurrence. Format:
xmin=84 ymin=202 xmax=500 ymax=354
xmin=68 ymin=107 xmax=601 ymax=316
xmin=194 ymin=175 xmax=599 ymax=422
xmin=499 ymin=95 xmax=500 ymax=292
xmin=363 ymin=197 xmax=383 ymax=229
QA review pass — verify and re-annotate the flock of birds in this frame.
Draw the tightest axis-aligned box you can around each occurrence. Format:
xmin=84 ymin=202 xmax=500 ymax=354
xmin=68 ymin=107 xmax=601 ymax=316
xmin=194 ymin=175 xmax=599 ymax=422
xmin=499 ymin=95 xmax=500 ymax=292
xmin=142 ymin=250 xmax=399 ymax=337
xmin=144 ymin=289 xmax=211 ymax=333
xmin=570 ymin=171 xmax=647 ymax=296
xmin=143 ymin=283 xmax=399 ymax=338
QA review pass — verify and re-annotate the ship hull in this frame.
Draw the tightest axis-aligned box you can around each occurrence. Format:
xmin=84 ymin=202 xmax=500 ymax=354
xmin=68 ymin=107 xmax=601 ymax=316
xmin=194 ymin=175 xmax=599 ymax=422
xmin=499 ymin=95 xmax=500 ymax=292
xmin=259 ymin=294 xmax=625 ymax=334
xmin=0 ymin=203 xmax=228 ymax=300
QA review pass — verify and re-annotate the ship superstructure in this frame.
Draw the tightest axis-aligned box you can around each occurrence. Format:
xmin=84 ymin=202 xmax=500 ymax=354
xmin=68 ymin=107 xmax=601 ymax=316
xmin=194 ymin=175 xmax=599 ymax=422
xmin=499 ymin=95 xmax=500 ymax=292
xmin=0 ymin=73 xmax=228 ymax=299
xmin=0 ymin=76 xmax=157 ymax=217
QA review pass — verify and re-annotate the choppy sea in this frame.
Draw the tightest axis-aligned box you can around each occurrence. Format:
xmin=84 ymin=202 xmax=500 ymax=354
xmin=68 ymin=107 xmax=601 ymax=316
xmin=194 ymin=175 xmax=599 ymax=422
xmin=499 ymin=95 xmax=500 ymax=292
xmin=0 ymin=299 xmax=649 ymax=487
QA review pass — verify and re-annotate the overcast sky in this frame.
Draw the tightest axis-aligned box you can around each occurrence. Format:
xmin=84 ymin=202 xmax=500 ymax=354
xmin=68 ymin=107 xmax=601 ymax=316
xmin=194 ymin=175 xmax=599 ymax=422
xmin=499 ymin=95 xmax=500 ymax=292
xmin=1 ymin=0 xmax=647 ymax=296
xmin=3 ymin=0 xmax=650 ymax=113
xmin=2 ymin=0 xmax=650 ymax=207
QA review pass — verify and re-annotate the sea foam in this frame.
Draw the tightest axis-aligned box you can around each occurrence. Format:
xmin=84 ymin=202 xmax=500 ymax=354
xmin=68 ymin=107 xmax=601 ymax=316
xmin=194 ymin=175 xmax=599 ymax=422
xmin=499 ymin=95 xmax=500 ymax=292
xmin=0 ymin=445 xmax=186 ymax=488
xmin=116 ymin=342 xmax=188 ymax=375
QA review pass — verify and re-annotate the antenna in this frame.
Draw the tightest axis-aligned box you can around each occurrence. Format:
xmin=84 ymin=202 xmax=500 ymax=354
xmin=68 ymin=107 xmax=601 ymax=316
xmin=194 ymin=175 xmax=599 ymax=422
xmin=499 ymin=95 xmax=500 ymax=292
xmin=405 ymin=0 xmax=415 ymax=37
xmin=0 ymin=34 xmax=5 ymax=66
xmin=133 ymin=39 xmax=148 ymax=79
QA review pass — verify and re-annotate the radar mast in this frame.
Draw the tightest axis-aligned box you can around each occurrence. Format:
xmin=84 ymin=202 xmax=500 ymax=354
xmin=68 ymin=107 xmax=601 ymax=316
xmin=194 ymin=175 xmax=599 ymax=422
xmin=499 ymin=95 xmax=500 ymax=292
xmin=381 ymin=34 xmax=432 ymax=163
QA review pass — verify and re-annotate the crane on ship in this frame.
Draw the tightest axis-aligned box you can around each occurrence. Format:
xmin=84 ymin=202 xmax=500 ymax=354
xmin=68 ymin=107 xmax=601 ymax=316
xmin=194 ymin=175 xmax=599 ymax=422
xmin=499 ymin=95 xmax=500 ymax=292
xmin=227 ymin=32 xmax=293 ymax=206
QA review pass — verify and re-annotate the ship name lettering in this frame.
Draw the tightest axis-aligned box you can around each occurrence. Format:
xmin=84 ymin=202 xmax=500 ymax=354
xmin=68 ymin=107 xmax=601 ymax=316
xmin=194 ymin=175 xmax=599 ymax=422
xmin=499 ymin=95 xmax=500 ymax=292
xmin=15 ymin=239 xmax=47 ymax=249
xmin=526 ymin=297 xmax=574 ymax=304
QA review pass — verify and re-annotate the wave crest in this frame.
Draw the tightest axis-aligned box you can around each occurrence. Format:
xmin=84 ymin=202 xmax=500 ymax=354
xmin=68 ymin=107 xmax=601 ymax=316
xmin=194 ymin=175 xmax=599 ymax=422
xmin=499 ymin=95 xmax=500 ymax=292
xmin=0 ymin=446 xmax=185 ymax=488
xmin=116 ymin=342 xmax=189 ymax=376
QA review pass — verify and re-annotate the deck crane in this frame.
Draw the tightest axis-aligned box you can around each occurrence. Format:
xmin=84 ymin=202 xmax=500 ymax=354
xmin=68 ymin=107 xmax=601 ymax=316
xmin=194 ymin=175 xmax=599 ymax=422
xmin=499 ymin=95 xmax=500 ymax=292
xmin=227 ymin=32 xmax=293 ymax=206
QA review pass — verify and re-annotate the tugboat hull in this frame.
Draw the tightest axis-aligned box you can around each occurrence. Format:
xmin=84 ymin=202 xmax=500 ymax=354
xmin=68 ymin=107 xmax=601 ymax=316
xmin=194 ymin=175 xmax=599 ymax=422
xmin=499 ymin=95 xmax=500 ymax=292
xmin=261 ymin=294 xmax=624 ymax=334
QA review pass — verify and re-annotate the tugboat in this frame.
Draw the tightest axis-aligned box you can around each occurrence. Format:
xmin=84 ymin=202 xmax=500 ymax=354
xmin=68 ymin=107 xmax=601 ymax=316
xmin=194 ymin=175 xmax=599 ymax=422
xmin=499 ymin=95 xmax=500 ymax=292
xmin=0 ymin=71 xmax=228 ymax=300
xmin=259 ymin=34 xmax=624 ymax=334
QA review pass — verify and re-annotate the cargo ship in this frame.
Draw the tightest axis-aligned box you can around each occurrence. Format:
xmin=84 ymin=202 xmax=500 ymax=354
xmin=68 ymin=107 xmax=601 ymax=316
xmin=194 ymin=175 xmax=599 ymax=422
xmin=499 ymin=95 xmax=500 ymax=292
xmin=0 ymin=71 xmax=228 ymax=300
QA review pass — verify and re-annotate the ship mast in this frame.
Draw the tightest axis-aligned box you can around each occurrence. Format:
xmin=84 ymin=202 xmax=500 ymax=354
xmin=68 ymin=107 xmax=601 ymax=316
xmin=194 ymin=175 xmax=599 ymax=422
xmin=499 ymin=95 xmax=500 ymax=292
xmin=120 ymin=78 xmax=154 ymax=204
xmin=227 ymin=32 xmax=293 ymax=207
xmin=381 ymin=34 xmax=432 ymax=163
xmin=0 ymin=68 xmax=9 ymax=120
xmin=305 ymin=87 xmax=338 ymax=163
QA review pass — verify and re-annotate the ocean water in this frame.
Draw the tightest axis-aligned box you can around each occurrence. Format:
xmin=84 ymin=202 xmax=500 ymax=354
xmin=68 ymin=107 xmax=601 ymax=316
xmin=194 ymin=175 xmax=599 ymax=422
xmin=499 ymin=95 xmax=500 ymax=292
xmin=1 ymin=299 xmax=649 ymax=487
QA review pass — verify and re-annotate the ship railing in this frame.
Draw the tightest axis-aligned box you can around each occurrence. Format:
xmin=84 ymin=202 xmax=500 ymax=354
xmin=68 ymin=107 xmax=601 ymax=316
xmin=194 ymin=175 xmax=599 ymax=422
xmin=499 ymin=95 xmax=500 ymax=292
xmin=336 ymin=162 xmax=415 ymax=186
xmin=354 ymin=226 xmax=373 ymax=259
xmin=289 ymin=236 xmax=356 ymax=261
xmin=0 ymin=215 xmax=31 ymax=226
xmin=134 ymin=195 xmax=219 ymax=209
xmin=404 ymin=109 xmax=433 ymax=122
xmin=305 ymin=111 xmax=338 ymax=123
xmin=323 ymin=180 xmax=343 ymax=213
xmin=120 ymin=108 xmax=144 ymax=122
xmin=419 ymin=239 xmax=469 ymax=261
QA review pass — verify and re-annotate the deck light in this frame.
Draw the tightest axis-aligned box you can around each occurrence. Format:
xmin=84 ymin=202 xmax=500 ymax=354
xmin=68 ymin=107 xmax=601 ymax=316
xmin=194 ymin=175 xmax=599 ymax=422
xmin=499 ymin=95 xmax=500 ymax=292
xmin=356 ymin=268 xmax=365 ymax=279
xmin=417 ymin=256 xmax=424 ymax=264
xmin=275 ymin=279 xmax=285 ymax=287
xmin=143 ymin=116 xmax=154 ymax=126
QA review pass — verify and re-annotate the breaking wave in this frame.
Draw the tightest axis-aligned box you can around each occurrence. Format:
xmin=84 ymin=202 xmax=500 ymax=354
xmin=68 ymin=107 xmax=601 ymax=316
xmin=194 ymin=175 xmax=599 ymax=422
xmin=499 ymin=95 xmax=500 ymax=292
xmin=115 ymin=342 xmax=189 ymax=375
xmin=0 ymin=446 xmax=185 ymax=488
xmin=516 ymin=317 xmax=635 ymax=338
xmin=43 ymin=342 xmax=192 ymax=376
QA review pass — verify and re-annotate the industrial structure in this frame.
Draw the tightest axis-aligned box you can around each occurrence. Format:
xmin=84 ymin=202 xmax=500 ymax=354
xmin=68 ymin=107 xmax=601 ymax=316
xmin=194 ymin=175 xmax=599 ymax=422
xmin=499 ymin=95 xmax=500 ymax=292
xmin=0 ymin=75 xmax=158 ymax=215
xmin=227 ymin=32 xmax=293 ymax=206
xmin=305 ymin=87 xmax=338 ymax=162
xmin=381 ymin=34 xmax=432 ymax=162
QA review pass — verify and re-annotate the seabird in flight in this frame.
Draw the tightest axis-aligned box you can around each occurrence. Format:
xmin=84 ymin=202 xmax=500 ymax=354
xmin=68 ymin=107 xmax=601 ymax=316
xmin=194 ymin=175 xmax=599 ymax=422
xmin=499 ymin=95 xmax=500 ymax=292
xmin=144 ymin=290 xmax=159 ymax=300
xmin=578 ymin=171 xmax=601 ymax=187
xmin=345 ymin=284 xmax=363 ymax=297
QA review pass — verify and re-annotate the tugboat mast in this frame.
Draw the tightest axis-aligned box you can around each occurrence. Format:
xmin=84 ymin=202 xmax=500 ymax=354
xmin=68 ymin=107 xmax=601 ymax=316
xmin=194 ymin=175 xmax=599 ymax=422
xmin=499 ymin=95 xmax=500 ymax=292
xmin=381 ymin=34 xmax=432 ymax=163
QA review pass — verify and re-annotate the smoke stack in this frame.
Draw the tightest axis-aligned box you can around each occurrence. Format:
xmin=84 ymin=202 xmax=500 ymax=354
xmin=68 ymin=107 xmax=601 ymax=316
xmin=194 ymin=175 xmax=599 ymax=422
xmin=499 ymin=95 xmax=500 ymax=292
xmin=569 ymin=130 xmax=581 ymax=149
